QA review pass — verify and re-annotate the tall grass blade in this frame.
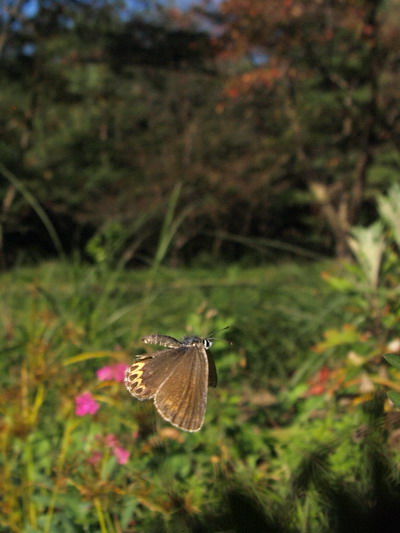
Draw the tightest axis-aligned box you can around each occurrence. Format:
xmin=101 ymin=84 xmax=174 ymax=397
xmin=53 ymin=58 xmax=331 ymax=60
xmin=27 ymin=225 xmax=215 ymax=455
xmin=152 ymin=181 xmax=192 ymax=270
xmin=0 ymin=163 xmax=64 ymax=257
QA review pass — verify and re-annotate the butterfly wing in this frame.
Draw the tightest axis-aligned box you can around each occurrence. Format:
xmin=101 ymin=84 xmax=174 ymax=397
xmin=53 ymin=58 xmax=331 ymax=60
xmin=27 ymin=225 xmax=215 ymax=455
xmin=125 ymin=347 xmax=186 ymax=400
xmin=154 ymin=344 xmax=209 ymax=432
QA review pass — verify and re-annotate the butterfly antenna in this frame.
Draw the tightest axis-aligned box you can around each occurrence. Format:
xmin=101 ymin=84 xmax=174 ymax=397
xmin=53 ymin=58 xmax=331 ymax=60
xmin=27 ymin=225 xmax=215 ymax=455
xmin=208 ymin=326 xmax=232 ymax=345
xmin=208 ymin=325 xmax=230 ymax=337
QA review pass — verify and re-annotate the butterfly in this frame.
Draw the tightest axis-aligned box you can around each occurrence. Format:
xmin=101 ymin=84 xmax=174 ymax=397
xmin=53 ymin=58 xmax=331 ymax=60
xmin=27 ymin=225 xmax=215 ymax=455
xmin=124 ymin=334 xmax=218 ymax=432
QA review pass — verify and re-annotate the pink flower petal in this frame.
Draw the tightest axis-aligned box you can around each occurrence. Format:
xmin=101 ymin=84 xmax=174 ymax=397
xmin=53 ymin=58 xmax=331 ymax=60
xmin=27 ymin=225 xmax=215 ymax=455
xmin=96 ymin=363 xmax=128 ymax=383
xmin=112 ymin=363 xmax=129 ymax=383
xmin=75 ymin=392 xmax=100 ymax=416
xmin=113 ymin=446 xmax=130 ymax=465
xmin=104 ymin=433 xmax=119 ymax=448
xmin=87 ymin=451 xmax=102 ymax=465
xmin=96 ymin=366 xmax=114 ymax=381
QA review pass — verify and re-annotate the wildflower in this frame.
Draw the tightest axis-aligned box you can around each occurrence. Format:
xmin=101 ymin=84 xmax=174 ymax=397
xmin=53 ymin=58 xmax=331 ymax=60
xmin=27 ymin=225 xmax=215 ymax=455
xmin=113 ymin=445 xmax=130 ymax=465
xmin=103 ymin=433 xmax=130 ymax=464
xmin=97 ymin=363 xmax=128 ymax=383
xmin=75 ymin=392 xmax=100 ymax=416
xmin=87 ymin=451 xmax=102 ymax=465
xmin=96 ymin=366 xmax=114 ymax=381
xmin=104 ymin=433 xmax=119 ymax=448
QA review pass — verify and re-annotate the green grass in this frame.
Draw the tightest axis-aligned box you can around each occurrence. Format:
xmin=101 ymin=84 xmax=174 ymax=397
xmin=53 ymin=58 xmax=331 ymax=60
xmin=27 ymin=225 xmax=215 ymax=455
xmin=0 ymin=259 xmax=398 ymax=532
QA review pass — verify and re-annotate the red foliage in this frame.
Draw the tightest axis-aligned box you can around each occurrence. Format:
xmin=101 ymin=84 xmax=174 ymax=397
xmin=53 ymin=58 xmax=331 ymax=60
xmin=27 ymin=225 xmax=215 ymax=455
xmin=225 ymin=67 xmax=284 ymax=99
xmin=305 ymin=366 xmax=332 ymax=397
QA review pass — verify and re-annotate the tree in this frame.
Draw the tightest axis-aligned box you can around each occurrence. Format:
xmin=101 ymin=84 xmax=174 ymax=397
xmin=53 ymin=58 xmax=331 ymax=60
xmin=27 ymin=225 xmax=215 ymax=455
xmin=213 ymin=0 xmax=400 ymax=256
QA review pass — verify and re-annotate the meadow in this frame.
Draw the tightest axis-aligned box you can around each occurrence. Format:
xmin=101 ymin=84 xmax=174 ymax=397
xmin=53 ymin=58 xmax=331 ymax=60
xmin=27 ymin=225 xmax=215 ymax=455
xmin=2 ymin=248 xmax=400 ymax=532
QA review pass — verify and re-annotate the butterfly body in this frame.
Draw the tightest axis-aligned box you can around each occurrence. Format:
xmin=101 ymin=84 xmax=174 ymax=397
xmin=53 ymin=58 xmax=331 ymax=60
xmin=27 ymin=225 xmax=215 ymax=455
xmin=124 ymin=334 xmax=217 ymax=432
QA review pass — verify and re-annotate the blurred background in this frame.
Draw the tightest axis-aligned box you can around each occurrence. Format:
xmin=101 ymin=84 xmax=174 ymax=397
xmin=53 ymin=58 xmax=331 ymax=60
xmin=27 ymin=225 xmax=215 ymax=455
xmin=2 ymin=0 xmax=399 ymax=267
xmin=2 ymin=1 xmax=400 ymax=532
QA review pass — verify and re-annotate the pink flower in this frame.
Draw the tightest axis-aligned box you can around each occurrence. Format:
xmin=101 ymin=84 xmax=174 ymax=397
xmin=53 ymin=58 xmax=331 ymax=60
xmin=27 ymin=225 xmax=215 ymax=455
xmin=87 ymin=451 xmax=102 ymax=465
xmin=97 ymin=363 xmax=128 ymax=383
xmin=75 ymin=392 xmax=100 ymax=416
xmin=103 ymin=433 xmax=130 ymax=464
xmin=96 ymin=366 xmax=114 ymax=381
xmin=104 ymin=433 xmax=119 ymax=448
xmin=113 ymin=445 xmax=130 ymax=465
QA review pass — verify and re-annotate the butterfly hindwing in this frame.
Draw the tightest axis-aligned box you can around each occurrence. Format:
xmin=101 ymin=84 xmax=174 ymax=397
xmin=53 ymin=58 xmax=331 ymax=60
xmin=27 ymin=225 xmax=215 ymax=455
xmin=124 ymin=347 xmax=186 ymax=400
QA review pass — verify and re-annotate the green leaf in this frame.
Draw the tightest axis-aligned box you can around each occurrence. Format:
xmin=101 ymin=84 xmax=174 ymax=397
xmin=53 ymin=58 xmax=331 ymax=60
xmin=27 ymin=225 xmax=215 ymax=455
xmin=384 ymin=353 xmax=400 ymax=371
xmin=388 ymin=391 xmax=400 ymax=408
xmin=322 ymin=275 xmax=355 ymax=292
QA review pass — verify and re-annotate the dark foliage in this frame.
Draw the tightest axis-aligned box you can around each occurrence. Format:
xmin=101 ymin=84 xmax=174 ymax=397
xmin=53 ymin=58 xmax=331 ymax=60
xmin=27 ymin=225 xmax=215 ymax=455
xmin=1 ymin=1 xmax=400 ymax=268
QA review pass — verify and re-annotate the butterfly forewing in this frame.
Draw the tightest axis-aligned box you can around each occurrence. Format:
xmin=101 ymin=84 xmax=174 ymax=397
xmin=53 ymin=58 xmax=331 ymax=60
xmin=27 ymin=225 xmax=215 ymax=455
xmin=154 ymin=344 xmax=209 ymax=432
xmin=124 ymin=347 xmax=186 ymax=400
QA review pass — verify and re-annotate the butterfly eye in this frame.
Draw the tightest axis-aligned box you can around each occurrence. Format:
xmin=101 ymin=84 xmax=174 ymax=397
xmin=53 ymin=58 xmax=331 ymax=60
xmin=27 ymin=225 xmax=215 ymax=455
xmin=203 ymin=339 xmax=212 ymax=349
